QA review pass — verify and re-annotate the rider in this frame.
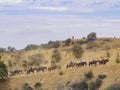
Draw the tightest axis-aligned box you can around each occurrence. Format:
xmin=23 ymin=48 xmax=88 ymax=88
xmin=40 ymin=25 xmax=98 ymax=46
xmin=80 ymin=58 xmax=82 ymax=63
xmin=29 ymin=66 xmax=32 ymax=70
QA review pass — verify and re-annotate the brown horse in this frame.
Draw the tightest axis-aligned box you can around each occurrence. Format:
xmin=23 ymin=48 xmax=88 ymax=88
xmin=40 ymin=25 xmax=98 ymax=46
xmin=27 ymin=68 xmax=36 ymax=75
xmin=9 ymin=69 xmax=22 ymax=76
xmin=98 ymin=59 xmax=109 ymax=65
xmin=48 ymin=65 xmax=57 ymax=71
xmin=75 ymin=62 xmax=87 ymax=67
xmin=66 ymin=63 xmax=74 ymax=69
xmin=36 ymin=66 xmax=47 ymax=72
xmin=89 ymin=60 xmax=98 ymax=66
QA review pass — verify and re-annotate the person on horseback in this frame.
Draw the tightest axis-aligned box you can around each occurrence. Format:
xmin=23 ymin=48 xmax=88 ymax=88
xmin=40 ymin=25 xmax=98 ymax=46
xmin=69 ymin=60 xmax=73 ymax=65
xmin=29 ymin=66 xmax=32 ymax=70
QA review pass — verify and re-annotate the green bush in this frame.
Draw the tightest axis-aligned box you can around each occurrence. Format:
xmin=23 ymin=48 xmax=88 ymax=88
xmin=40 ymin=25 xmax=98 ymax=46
xmin=65 ymin=38 xmax=71 ymax=46
xmin=89 ymin=78 xmax=102 ymax=90
xmin=21 ymin=83 xmax=33 ymax=90
xmin=51 ymin=49 xmax=61 ymax=63
xmin=34 ymin=82 xmax=42 ymax=90
xmin=87 ymin=32 xmax=97 ymax=42
xmin=84 ymin=71 xmax=94 ymax=80
xmin=72 ymin=45 xmax=84 ymax=59
xmin=71 ymin=81 xmax=88 ymax=90
xmin=98 ymin=74 xmax=107 ymax=79
xmin=115 ymin=57 xmax=120 ymax=64
xmin=0 ymin=60 xmax=8 ymax=79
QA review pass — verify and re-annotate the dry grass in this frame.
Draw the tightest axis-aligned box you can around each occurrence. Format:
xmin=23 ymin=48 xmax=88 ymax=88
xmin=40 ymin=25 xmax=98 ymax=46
xmin=0 ymin=38 xmax=120 ymax=90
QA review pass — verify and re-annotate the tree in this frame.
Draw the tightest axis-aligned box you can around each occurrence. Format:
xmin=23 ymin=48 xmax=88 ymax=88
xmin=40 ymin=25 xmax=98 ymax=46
xmin=0 ymin=57 xmax=8 ymax=79
xmin=0 ymin=48 xmax=6 ymax=53
xmin=7 ymin=46 xmax=16 ymax=52
xmin=72 ymin=45 xmax=84 ymax=59
xmin=87 ymin=32 xmax=97 ymax=41
xmin=24 ymin=44 xmax=40 ymax=51
xmin=65 ymin=38 xmax=71 ymax=46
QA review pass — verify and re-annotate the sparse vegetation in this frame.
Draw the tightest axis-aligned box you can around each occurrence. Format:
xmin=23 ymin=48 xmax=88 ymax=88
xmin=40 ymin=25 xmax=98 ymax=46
xmin=65 ymin=38 xmax=71 ymax=46
xmin=28 ymin=53 xmax=43 ymax=66
xmin=51 ymin=49 xmax=61 ymax=63
xmin=34 ymin=82 xmax=42 ymax=90
xmin=84 ymin=71 xmax=94 ymax=80
xmin=24 ymin=44 xmax=40 ymax=51
xmin=21 ymin=83 xmax=33 ymax=90
xmin=72 ymin=45 xmax=84 ymax=59
xmin=106 ymin=82 xmax=120 ymax=90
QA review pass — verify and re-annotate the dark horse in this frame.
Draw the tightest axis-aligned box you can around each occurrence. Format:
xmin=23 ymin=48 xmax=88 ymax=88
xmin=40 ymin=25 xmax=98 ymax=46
xmin=89 ymin=60 xmax=98 ymax=66
xmin=9 ymin=69 xmax=22 ymax=76
xmin=75 ymin=62 xmax=87 ymax=67
xmin=98 ymin=59 xmax=109 ymax=65
xmin=48 ymin=65 xmax=57 ymax=72
xmin=36 ymin=66 xmax=47 ymax=72
xmin=66 ymin=63 xmax=74 ymax=69
xmin=27 ymin=68 xmax=36 ymax=75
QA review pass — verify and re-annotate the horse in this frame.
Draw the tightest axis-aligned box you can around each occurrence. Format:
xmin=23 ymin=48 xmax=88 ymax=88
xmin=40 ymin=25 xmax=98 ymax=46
xmin=89 ymin=60 xmax=98 ymax=66
xmin=98 ymin=59 xmax=109 ymax=65
xmin=26 ymin=68 xmax=36 ymax=75
xmin=48 ymin=65 xmax=57 ymax=71
xmin=75 ymin=62 xmax=87 ymax=67
xmin=9 ymin=69 xmax=22 ymax=76
xmin=66 ymin=63 xmax=74 ymax=69
xmin=36 ymin=66 xmax=47 ymax=72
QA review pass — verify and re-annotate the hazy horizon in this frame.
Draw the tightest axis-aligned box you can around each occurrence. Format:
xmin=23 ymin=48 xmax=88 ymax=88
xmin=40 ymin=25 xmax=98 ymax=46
xmin=0 ymin=0 xmax=120 ymax=49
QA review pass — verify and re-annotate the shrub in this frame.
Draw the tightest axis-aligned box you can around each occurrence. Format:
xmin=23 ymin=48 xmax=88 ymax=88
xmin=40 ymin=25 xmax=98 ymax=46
xmin=84 ymin=71 xmax=94 ymax=80
xmin=24 ymin=44 xmax=40 ymax=51
xmin=87 ymin=32 xmax=97 ymax=42
xmin=21 ymin=83 xmax=33 ymax=90
xmin=89 ymin=78 xmax=102 ymax=90
xmin=98 ymin=74 xmax=107 ymax=79
xmin=86 ymin=42 xmax=99 ymax=49
xmin=106 ymin=51 xmax=110 ymax=57
xmin=34 ymin=82 xmax=42 ymax=90
xmin=115 ymin=57 xmax=120 ymax=64
xmin=72 ymin=45 xmax=84 ymax=59
xmin=51 ymin=49 xmax=61 ymax=63
xmin=0 ymin=60 xmax=8 ymax=79
xmin=107 ymin=82 xmax=120 ymax=90
xmin=95 ymin=78 xmax=103 ymax=88
xmin=8 ymin=60 xmax=12 ymax=68
xmin=48 ymin=41 xmax=61 ymax=48
xmin=56 ymin=84 xmax=64 ymax=90
xmin=71 ymin=81 xmax=88 ymax=90
xmin=28 ymin=53 xmax=43 ymax=66
xmin=59 ymin=71 xmax=64 ymax=75
xmin=89 ymin=82 xmax=96 ymax=90
xmin=65 ymin=38 xmax=71 ymax=46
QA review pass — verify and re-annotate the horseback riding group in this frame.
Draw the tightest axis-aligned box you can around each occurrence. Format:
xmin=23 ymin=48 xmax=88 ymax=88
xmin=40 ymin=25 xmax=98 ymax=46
xmin=66 ymin=57 xmax=109 ymax=69
xmin=8 ymin=57 xmax=109 ymax=76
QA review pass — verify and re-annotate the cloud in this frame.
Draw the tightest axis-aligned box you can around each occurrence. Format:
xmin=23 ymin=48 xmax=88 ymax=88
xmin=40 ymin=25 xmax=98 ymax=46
xmin=28 ymin=6 xmax=68 ymax=11
xmin=0 ymin=0 xmax=120 ymax=12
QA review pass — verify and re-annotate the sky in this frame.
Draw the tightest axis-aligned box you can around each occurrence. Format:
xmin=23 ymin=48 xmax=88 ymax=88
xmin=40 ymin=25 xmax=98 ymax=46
xmin=0 ymin=0 xmax=120 ymax=49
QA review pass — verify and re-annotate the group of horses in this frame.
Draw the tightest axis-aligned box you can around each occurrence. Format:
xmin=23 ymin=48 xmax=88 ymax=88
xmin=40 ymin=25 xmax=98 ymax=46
xmin=8 ymin=59 xmax=109 ymax=76
xmin=8 ymin=65 xmax=57 ymax=76
xmin=66 ymin=59 xmax=109 ymax=68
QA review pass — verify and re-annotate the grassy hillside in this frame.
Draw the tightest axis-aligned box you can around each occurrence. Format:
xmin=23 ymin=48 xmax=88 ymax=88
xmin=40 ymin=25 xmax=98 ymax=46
xmin=0 ymin=38 xmax=120 ymax=90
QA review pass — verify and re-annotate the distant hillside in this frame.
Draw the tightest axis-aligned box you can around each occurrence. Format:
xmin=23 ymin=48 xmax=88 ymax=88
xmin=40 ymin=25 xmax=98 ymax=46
xmin=0 ymin=37 xmax=120 ymax=90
